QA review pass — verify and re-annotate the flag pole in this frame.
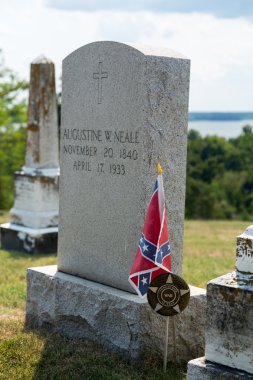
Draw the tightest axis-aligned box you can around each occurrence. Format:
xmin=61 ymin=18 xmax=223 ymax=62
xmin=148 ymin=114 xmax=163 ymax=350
xmin=163 ymin=317 xmax=169 ymax=372
xmin=163 ymin=316 xmax=177 ymax=372
xmin=159 ymin=162 xmax=170 ymax=373
xmin=172 ymin=316 xmax=177 ymax=362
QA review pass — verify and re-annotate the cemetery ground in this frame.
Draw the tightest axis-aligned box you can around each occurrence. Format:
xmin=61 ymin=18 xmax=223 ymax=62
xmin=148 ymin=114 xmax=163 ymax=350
xmin=0 ymin=212 xmax=250 ymax=380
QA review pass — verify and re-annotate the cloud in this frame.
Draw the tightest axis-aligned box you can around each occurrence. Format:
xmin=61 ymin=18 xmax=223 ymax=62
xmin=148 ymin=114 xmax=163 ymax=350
xmin=0 ymin=0 xmax=253 ymax=110
xmin=46 ymin=0 xmax=253 ymax=18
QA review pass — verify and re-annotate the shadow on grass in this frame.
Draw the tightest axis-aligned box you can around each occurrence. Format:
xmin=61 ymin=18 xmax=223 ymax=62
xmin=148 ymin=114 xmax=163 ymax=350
xmin=24 ymin=326 xmax=186 ymax=380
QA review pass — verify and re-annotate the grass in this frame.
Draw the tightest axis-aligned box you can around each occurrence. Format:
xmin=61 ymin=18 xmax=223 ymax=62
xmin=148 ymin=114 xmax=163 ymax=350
xmin=0 ymin=211 xmax=9 ymax=224
xmin=0 ymin=249 xmax=56 ymax=314
xmin=0 ymin=249 xmax=186 ymax=380
xmin=0 ymin=319 xmax=185 ymax=380
xmin=0 ymin=322 xmax=186 ymax=380
xmin=183 ymin=220 xmax=250 ymax=287
xmin=0 ymin=216 xmax=250 ymax=379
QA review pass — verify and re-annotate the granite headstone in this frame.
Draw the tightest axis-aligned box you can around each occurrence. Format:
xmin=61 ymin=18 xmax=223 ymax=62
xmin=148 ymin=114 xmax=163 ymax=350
xmin=26 ymin=42 xmax=207 ymax=362
xmin=58 ymin=41 xmax=190 ymax=293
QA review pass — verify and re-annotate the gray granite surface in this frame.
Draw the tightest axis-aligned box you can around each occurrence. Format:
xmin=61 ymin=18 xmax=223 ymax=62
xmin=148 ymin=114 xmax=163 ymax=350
xmin=58 ymin=41 xmax=190 ymax=293
xmin=26 ymin=265 xmax=205 ymax=362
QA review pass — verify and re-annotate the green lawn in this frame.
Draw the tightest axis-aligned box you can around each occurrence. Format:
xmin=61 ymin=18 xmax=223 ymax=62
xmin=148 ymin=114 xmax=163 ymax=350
xmin=0 ymin=319 xmax=184 ymax=380
xmin=183 ymin=219 xmax=249 ymax=287
xmin=0 ymin=217 xmax=250 ymax=379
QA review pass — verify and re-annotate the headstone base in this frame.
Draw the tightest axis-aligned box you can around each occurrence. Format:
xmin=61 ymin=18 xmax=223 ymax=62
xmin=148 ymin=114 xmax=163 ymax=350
xmin=26 ymin=265 xmax=206 ymax=362
xmin=205 ymin=272 xmax=253 ymax=374
xmin=0 ymin=223 xmax=58 ymax=253
xmin=187 ymin=357 xmax=253 ymax=380
xmin=10 ymin=170 xmax=59 ymax=229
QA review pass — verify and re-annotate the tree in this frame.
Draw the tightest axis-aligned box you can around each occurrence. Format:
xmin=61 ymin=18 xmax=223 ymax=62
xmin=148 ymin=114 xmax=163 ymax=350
xmin=186 ymin=127 xmax=253 ymax=220
xmin=0 ymin=50 xmax=28 ymax=209
xmin=0 ymin=50 xmax=28 ymax=128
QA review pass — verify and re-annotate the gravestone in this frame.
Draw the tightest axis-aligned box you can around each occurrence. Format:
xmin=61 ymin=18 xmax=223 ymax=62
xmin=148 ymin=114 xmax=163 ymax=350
xmin=26 ymin=42 xmax=207 ymax=362
xmin=187 ymin=225 xmax=253 ymax=379
xmin=0 ymin=56 xmax=59 ymax=253
xmin=58 ymin=41 xmax=190 ymax=293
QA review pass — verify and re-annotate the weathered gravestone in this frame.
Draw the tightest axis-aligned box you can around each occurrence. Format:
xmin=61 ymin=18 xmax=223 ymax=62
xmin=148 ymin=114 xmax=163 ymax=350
xmin=187 ymin=225 xmax=253 ymax=379
xmin=58 ymin=41 xmax=190 ymax=292
xmin=0 ymin=56 xmax=59 ymax=253
xmin=26 ymin=42 xmax=206 ymax=362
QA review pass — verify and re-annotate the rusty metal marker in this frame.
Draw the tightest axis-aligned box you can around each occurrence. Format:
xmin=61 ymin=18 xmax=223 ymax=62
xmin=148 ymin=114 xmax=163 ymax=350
xmin=147 ymin=273 xmax=190 ymax=316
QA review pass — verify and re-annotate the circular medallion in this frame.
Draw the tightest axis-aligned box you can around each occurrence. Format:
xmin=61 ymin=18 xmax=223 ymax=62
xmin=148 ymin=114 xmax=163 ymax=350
xmin=147 ymin=273 xmax=190 ymax=316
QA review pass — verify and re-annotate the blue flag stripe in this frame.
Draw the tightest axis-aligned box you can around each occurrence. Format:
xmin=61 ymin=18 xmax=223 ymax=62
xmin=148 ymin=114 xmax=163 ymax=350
xmin=139 ymin=233 xmax=157 ymax=262
xmin=138 ymin=272 xmax=151 ymax=296
xmin=155 ymin=241 xmax=171 ymax=264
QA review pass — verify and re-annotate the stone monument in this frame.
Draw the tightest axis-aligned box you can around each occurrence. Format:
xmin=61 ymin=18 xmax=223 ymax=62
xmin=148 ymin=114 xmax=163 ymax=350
xmin=187 ymin=225 xmax=253 ymax=379
xmin=0 ymin=56 xmax=59 ymax=253
xmin=26 ymin=42 xmax=206 ymax=362
xmin=58 ymin=41 xmax=189 ymax=292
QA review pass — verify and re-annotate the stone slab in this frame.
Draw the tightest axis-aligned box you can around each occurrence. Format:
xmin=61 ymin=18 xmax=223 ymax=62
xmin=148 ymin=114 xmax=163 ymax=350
xmin=187 ymin=357 xmax=253 ymax=380
xmin=236 ymin=226 xmax=253 ymax=273
xmin=26 ymin=265 xmax=205 ymax=362
xmin=205 ymin=272 xmax=253 ymax=374
xmin=58 ymin=41 xmax=190 ymax=293
xmin=10 ymin=171 xmax=59 ymax=229
xmin=0 ymin=224 xmax=58 ymax=253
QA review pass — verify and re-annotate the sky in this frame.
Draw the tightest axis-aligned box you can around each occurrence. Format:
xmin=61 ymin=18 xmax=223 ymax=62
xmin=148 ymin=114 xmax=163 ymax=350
xmin=0 ymin=0 xmax=253 ymax=111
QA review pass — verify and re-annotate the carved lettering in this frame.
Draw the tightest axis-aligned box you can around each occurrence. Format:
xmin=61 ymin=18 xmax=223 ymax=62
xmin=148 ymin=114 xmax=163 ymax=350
xmin=119 ymin=149 xmax=138 ymax=160
xmin=105 ymin=131 xmax=112 ymax=142
xmin=93 ymin=62 xmax=108 ymax=104
xmin=109 ymin=164 xmax=126 ymax=175
xmin=73 ymin=161 xmax=92 ymax=171
xmin=114 ymin=131 xmax=140 ymax=144
xmin=63 ymin=129 xmax=102 ymax=142
xmin=63 ymin=145 xmax=97 ymax=157
xmin=104 ymin=147 xmax=113 ymax=158
xmin=63 ymin=127 xmax=141 ymax=176
xmin=97 ymin=163 xmax=105 ymax=173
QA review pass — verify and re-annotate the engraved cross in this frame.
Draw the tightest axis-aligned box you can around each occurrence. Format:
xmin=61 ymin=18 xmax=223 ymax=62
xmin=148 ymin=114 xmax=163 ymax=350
xmin=93 ymin=62 xmax=108 ymax=104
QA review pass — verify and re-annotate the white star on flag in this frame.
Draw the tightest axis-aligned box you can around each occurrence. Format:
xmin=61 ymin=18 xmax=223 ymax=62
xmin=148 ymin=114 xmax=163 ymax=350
xmin=141 ymin=277 xmax=148 ymax=285
xmin=143 ymin=243 xmax=149 ymax=252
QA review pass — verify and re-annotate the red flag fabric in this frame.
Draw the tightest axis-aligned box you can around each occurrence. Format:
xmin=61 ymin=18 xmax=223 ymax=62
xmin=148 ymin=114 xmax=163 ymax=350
xmin=129 ymin=170 xmax=172 ymax=297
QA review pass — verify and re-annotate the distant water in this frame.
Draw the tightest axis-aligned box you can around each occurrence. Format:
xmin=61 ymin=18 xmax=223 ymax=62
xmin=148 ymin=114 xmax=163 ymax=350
xmin=188 ymin=119 xmax=253 ymax=139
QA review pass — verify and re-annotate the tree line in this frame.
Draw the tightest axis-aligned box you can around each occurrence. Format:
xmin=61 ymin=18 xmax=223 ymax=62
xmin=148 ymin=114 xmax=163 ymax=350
xmin=186 ymin=127 xmax=253 ymax=219
xmin=2 ymin=122 xmax=253 ymax=220
xmin=1 ymin=51 xmax=253 ymax=219
xmin=0 ymin=50 xmax=27 ymax=209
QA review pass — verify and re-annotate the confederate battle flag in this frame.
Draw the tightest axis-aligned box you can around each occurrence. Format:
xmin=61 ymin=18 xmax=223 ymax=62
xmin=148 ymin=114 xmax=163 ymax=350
xmin=129 ymin=164 xmax=172 ymax=297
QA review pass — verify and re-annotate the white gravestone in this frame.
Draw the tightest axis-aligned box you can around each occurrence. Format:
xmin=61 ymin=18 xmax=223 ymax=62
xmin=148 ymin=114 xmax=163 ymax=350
xmin=58 ymin=41 xmax=190 ymax=293
xmin=0 ymin=56 xmax=59 ymax=253
xmin=188 ymin=225 xmax=253 ymax=379
xmin=236 ymin=225 xmax=253 ymax=273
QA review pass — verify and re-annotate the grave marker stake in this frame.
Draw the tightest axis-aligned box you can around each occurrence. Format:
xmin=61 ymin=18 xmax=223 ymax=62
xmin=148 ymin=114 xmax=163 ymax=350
xmin=163 ymin=317 xmax=169 ymax=372
xmin=147 ymin=272 xmax=190 ymax=371
xmin=172 ymin=315 xmax=177 ymax=362
xmin=163 ymin=316 xmax=177 ymax=372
